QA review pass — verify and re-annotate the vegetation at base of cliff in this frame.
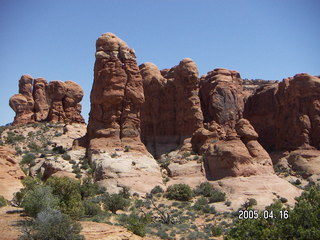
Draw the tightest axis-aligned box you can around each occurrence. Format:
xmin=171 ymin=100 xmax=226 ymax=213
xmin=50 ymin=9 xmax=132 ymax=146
xmin=0 ymin=195 xmax=8 ymax=207
xmin=165 ymin=184 xmax=194 ymax=201
xmin=225 ymin=186 xmax=320 ymax=240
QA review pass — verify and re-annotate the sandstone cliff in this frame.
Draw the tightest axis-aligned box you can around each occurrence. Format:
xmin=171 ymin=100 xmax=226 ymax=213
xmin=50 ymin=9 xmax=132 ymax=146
xmin=244 ymin=73 xmax=320 ymax=151
xmin=140 ymin=59 xmax=203 ymax=157
xmin=84 ymin=33 xmax=163 ymax=194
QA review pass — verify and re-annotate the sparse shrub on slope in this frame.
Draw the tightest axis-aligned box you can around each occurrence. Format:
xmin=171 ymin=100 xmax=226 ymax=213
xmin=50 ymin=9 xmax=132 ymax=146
xmin=103 ymin=193 xmax=130 ymax=214
xmin=118 ymin=213 xmax=148 ymax=237
xmin=194 ymin=182 xmax=226 ymax=202
xmin=165 ymin=184 xmax=193 ymax=201
xmin=20 ymin=209 xmax=84 ymax=240
xmin=0 ymin=195 xmax=7 ymax=207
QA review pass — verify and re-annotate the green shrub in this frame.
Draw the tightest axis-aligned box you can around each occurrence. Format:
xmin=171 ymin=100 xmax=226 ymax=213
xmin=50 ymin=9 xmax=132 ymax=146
xmin=83 ymin=200 xmax=101 ymax=217
xmin=27 ymin=142 xmax=41 ymax=152
xmin=103 ymin=193 xmax=130 ymax=214
xmin=226 ymin=186 xmax=320 ymax=239
xmin=21 ymin=153 xmax=36 ymax=165
xmin=194 ymin=182 xmax=214 ymax=197
xmin=280 ymin=197 xmax=288 ymax=203
xmin=45 ymin=177 xmax=84 ymax=219
xmin=193 ymin=197 xmax=208 ymax=211
xmin=0 ymin=195 xmax=7 ymax=207
xmin=186 ymin=231 xmax=208 ymax=239
xmin=165 ymin=184 xmax=193 ymax=201
xmin=119 ymin=186 xmax=131 ymax=199
xmin=211 ymin=224 xmax=223 ymax=236
xmin=194 ymin=182 xmax=226 ymax=202
xmin=62 ymin=153 xmax=71 ymax=160
xmin=5 ymin=131 xmax=25 ymax=144
xmin=21 ymin=185 xmax=59 ymax=218
xmin=21 ymin=209 xmax=84 ymax=240
xmin=119 ymin=214 xmax=147 ymax=237
xmin=208 ymin=189 xmax=226 ymax=203
xmin=151 ymin=185 xmax=164 ymax=195
xmin=52 ymin=146 xmax=66 ymax=154
xmin=242 ymin=198 xmax=257 ymax=209
xmin=80 ymin=177 xmax=103 ymax=198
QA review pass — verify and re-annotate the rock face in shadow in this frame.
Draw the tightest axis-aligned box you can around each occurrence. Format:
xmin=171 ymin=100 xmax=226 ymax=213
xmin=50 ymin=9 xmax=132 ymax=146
xmin=140 ymin=59 xmax=203 ymax=157
xmin=199 ymin=68 xmax=244 ymax=133
xmin=244 ymin=73 xmax=320 ymax=151
xmin=9 ymin=75 xmax=84 ymax=125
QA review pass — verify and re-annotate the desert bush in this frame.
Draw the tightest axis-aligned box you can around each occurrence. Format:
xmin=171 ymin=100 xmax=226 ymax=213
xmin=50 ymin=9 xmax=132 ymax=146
xmin=165 ymin=184 xmax=193 ymax=201
xmin=83 ymin=200 xmax=101 ymax=217
xmin=226 ymin=186 xmax=320 ymax=239
xmin=211 ymin=224 xmax=223 ymax=236
xmin=0 ymin=195 xmax=7 ymax=207
xmin=151 ymin=185 xmax=164 ymax=195
xmin=45 ymin=176 xmax=84 ymax=219
xmin=21 ymin=185 xmax=59 ymax=218
xmin=103 ymin=193 xmax=130 ymax=214
xmin=194 ymin=182 xmax=226 ymax=202
xmin=186 ymin=231 xmax=208 ymax=239
xmin=193 ymin=197 xmax=216 ymax=214
xmin=52 ymin=146 xmax=66 ymax=154
xmin=21 ymin=209 xmax=84 ymax=240
xmin=62 ymin=152 xmax=71 ymax=160
xmin=80 ymin=177 xmax=104 ymax=198
xmin=27 ymin=142 xmax=41 ymax=152
xmin=119 ymin=186 xmax=131 ymax=199
xmin=208 ymin=190 xmax=226 ymax=203
xmin=280 ymin=197 xmax=288 ymax=203
xmin=118 ymin=213 xmax=148 ymax=237
xmin=242 ymin=198 xmax=257 ymax=209
xmin=5 ymin=131 xmax=25 ymax=144
xmin=21 ymin=153 xmax=36 ymax=165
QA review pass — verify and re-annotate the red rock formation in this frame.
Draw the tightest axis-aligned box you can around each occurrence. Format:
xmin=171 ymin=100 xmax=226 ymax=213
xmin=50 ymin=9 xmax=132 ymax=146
xmin=33 ymin=78 xmax=49 ymax=121
xmin=9 ymin=94 xmax=33 ymax=125
xmin=86 ymin=33 xmax=145 ymax=152
xmin=244 ymin=73 xmax=320 ymax=151
xmin=192 ymin=118 xmax=274 ymax=180
xmin=10 ymin=75 xmax=84 ymax=125
xmin=199 ymin=68 xmax=244 ymax=132
xmin=9 ymin=75 xmax=35 ymax=124
xmin=140 ymin=59 xmax=203 ymax=157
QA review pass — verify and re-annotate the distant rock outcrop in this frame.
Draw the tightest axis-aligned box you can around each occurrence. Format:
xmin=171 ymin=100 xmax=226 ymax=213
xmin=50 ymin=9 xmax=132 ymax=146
xmin=140 ymin=59 xmax=203 ymax=157
xmin=244 ymin=73 xmax=320 ymax=151
xmin=9 ymin=75 xmax=85 ymax=125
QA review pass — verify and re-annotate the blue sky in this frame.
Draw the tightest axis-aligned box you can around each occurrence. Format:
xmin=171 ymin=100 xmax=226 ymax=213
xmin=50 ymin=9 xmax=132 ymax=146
xmin=0 ymin=0 xmax=319 ymax=125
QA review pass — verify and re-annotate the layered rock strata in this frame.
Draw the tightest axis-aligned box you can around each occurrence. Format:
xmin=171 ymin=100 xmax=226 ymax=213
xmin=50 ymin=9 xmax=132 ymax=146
xmin=9 ymin=75 xmax=84 ymax=125
xmin=140 ymin=59 xmax=203 ymax=157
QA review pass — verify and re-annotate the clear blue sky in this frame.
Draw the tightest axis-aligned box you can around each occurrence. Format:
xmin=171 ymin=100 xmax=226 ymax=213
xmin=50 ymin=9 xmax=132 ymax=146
xmin=1 ymin=0 xmax=319 ymax=125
